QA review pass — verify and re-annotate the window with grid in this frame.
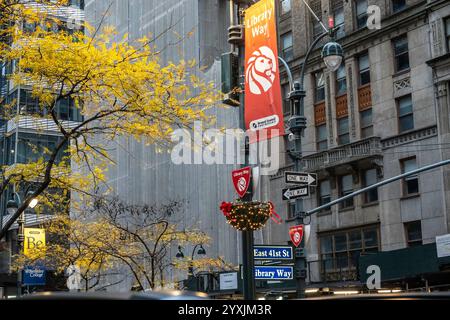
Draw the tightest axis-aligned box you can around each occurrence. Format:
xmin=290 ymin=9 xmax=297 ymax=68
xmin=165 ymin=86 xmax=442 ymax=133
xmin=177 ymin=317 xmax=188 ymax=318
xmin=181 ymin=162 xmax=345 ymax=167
xmin=281 ymin=32 xmax=293 ymax=62
xmin=393 ymin=35 xmax=410 ymax=72
xmin=19 ymin=89 xmax=40 ymax=115
xmin=319 ymin=227 xmax=379 ymax=277
xmin=355 ymin=0 xmax=368 ymax=29
xmin=405 ymin=221 xmax=422 ymax=247
xmin=397 ymin=95 xmax=414 ymax=133
xmin=319 ymin=180 xmax=331 ymax=206
xmin=333 ymin=4 xmax=345 ymax=39
xmin=280 ymin=0 xmax=291 ymax=15
xmin=360 ymin=108 xmax=373 ymax=138
xmin=363 ymin=168 xmax=378 ymax=203
xmin=310 ymin=0 xmax=323 ymax=40
xmin=446 ymin=17 xmax=450 ymax=52
xmin=336 ymin=63 xmax=347 ymax=96
xmin=392 ymin=0 xmax=406 ymax=13
xmin=314 ymin=71 xmax=325 ymax=102
xmin=16 ymin=133 xmax=69 ymax=165
xmin=338 ymin=117 xmax=350 ymax=145
xmin=316 ymin=124 xmax=328 ymax=151
xmin=339 ymin=174 xmax=354 ymax=208
xmin=358 ymin=52 xmax=370 ymax=86
xmin=401 ymin=157 xmax=419 ymax=196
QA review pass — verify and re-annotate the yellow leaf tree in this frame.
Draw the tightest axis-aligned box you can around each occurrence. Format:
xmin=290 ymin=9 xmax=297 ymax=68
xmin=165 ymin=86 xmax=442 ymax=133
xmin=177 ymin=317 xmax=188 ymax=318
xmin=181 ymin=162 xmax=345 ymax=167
xmin=0 ymin=0 xmax=221 ymax=240
xmin=13 ymin=197 xmax=233 ymax=291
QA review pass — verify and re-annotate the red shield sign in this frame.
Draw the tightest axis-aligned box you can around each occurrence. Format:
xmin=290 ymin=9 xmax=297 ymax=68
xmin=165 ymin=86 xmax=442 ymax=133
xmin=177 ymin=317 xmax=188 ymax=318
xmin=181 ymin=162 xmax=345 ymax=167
xmin=232 ymin=167 xmax=251 ymax=198
xmin=289 ymin=225 xmax=304 ymax=248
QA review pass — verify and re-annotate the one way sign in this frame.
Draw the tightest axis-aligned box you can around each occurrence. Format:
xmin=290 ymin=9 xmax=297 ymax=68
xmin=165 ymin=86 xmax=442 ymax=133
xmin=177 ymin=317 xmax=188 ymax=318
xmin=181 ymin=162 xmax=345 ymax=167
xmin=285 ymin=171 xmax=317 ymax=186
xmin=282 ymin=186 xmax=309 ymax=200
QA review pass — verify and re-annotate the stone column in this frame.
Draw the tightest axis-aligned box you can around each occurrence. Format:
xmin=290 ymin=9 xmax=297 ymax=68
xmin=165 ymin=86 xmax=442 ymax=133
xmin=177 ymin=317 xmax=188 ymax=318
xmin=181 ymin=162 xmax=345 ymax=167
xmin=326 ymin=71 xmax=337 ymax=148
xmin=347 ymin=57 xmax=359 ymax=142
xmin=436 ymin=81 xmax=450 ymax=233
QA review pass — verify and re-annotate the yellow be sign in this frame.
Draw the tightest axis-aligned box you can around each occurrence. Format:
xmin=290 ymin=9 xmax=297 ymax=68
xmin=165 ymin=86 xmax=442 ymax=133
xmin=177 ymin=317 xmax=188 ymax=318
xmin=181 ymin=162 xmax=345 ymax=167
xmin=24 ymin=228 xmax=46 ymax=257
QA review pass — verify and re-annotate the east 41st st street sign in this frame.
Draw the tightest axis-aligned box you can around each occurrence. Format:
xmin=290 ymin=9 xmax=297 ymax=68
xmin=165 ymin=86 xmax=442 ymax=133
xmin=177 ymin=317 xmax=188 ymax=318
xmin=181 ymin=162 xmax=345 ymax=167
xmin=253 ymin=245 xmax=293 ymax=260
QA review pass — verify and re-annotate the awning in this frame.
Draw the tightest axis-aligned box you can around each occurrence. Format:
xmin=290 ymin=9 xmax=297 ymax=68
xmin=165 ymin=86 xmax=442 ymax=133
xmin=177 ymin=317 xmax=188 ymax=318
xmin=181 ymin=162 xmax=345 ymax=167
xmin=359 ymin=243 xmax=450 ymax=283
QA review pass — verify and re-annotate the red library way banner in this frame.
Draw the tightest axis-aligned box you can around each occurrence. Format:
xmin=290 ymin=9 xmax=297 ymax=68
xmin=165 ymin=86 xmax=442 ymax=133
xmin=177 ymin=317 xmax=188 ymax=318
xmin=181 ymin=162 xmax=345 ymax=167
xmin=244 ymin=0 xmax=285 ymax=143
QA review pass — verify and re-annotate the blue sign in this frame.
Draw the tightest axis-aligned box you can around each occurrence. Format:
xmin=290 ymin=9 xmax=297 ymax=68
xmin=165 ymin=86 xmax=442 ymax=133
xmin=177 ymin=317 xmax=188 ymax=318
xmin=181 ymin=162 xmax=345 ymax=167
xmin=22 ymin=265 xmax=46 ymax=286
xmin=253 ymin=245 xmax=293 ymax=260
xmin=254 ymin=266 xmax=293 ymax=280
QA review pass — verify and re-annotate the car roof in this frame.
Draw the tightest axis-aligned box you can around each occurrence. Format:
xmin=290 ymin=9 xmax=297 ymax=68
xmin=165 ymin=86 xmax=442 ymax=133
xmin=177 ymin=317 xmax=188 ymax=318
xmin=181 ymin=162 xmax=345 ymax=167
xmin=303 ymin=292 xmax=450 ymax=300
xmin=18 ymin=290 xmax=209 ymax=300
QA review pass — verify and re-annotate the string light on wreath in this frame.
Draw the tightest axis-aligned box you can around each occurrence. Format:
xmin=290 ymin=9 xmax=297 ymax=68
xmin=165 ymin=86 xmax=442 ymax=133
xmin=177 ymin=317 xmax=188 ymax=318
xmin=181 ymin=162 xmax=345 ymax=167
xmin=219 ymin=200 xmax=282 ymax=231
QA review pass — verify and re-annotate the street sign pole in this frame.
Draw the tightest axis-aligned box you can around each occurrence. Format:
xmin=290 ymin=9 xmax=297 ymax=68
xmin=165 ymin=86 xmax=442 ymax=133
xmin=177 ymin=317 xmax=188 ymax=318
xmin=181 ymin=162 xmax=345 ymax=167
xmin=234 ymin=0 xmax=255 ymax=300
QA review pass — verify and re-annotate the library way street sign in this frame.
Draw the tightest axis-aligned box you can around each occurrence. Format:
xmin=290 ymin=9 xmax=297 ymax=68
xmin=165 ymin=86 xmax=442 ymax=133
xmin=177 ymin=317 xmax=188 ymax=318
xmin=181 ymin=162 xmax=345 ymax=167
xmin=285 ymin=171 xmax=317 ymax=186
xmin=253 ymin=245 xmax=293 ymax=260
xmin=254 ymin=266 xmax=293 ymax=280
xmin=282 ymin=186 xmax=309 ymax=200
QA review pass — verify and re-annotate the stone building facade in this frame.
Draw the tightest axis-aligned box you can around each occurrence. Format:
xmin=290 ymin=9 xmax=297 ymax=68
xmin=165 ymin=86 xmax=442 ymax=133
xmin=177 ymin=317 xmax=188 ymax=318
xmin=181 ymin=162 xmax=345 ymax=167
xmin=266 ymin=0 xmax=450 ymax=292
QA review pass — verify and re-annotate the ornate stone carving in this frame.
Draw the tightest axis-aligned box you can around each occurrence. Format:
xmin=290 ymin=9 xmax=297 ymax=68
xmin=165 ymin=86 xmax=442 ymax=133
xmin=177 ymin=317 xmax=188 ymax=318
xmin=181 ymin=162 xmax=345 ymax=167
xmin=348 ymin=65 xmax=356 ymax=139
xmin=436 ymin=81 xmax=448 ymax=98
xmin=326 ymin=74 xmax=334 ymax=144
xmin=382 ymin=126 xmax=438 ymax=149
xmin=394 ymin=77 xmax=411 ymax=92
xmin=431 ymin=20 xmax=443 ymax=58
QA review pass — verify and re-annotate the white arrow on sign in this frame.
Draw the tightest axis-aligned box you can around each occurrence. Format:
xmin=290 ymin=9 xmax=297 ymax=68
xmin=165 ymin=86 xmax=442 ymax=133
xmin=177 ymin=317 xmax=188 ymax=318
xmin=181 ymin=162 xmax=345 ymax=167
xmin=285 ymin=172 xmax=317 ymax=186
xmin=282 ymin=186 xmax=309 ymax=200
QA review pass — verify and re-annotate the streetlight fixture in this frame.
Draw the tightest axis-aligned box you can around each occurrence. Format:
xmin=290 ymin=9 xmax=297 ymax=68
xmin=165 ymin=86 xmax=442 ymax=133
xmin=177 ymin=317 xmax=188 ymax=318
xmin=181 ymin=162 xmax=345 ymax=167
xmin=196 ymin=245 xmax=206 ymax=256
xmin=321 ymin=41 xmax=344 ymax=72
xmin=176 ymin=245 xmax=185 ymax=259
xmin=6 ymin=191 xmax=39 ymax=215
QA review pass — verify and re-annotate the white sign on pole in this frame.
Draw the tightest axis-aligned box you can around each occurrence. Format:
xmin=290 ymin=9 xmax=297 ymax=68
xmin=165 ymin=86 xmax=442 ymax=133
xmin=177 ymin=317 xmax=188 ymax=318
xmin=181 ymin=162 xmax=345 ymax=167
xmin=436 ymin=234 xmax=450 ymax=258
xmin=219 ymin=272 xmax=238 ymax=291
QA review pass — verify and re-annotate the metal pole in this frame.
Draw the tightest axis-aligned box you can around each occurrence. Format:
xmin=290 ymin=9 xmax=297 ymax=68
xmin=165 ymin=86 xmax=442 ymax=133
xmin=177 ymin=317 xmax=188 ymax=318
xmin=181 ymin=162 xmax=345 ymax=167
xmin=233 ymin=0 xmax=255 ymax=300
xmin=286 ymin=30 xmax=331 ymax=299
xmin=14 ymin=192 xmax=24 ymax=298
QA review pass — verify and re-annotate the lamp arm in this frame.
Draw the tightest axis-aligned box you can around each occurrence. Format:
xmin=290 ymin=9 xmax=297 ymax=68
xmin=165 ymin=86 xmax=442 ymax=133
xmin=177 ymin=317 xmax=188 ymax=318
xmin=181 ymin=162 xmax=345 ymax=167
xmin=13 ymin=192 xmax=21 ymax=205
xmin=299 ymin=31 xmax=330 ymax=90
xmin=278 ymin=56 xmax=294 ymax=91
xmin=191 ymin=244 xmax=200 ymax=261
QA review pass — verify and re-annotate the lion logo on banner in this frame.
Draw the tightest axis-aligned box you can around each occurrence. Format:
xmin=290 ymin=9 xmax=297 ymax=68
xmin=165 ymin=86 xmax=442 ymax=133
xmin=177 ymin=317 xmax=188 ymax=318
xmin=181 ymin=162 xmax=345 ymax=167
xmin=246 ymin=46 xmax=277 ymax=95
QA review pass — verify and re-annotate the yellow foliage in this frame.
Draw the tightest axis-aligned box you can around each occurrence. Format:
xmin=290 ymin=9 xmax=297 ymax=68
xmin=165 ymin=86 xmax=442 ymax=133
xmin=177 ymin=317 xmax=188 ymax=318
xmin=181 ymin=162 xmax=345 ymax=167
xmin=0 ymin=0 xmax=222 ymax=243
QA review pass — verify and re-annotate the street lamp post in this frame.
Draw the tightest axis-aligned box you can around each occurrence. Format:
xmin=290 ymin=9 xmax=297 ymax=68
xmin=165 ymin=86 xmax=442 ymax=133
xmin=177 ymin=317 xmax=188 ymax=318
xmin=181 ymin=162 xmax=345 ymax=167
xmin=6 ymin=190 xmax=39 ymax=297
xmin=176 ymin=244 xmax=206 ymax=291
xmin=283 ymin=29 xmax=343 ymax=299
